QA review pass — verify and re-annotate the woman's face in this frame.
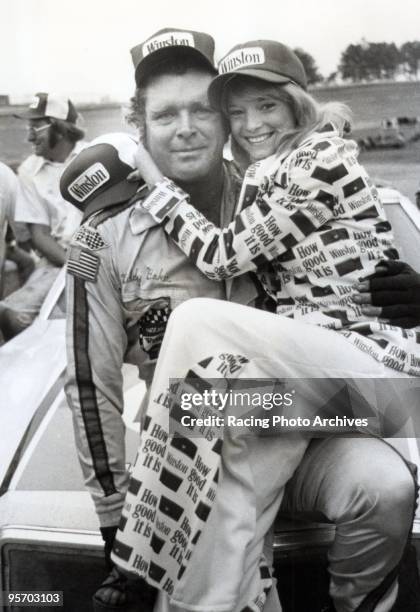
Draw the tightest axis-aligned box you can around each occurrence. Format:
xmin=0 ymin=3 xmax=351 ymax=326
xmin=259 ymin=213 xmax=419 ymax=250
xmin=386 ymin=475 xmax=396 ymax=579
xmin=226 ymin=82 xmax=295 ymax=163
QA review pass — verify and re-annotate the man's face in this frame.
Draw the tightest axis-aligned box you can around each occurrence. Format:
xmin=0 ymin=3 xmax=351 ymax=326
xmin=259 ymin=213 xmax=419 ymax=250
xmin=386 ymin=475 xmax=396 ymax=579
xmin=144 ymin=70 xmax=226 ymax=183
xmin=27 ymin=118 xmax=54 ymax=159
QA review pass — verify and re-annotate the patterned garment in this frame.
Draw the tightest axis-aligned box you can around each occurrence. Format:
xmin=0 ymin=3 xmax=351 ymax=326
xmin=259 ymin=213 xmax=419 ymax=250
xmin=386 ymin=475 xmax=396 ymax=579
xmin=136 ymin=124 xmax=420 ymax=376
xmin=112 ymin=354 xmax=274 ymax=612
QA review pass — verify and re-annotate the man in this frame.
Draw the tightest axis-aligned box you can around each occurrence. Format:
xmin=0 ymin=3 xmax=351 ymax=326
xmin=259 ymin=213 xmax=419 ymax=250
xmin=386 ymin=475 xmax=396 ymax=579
xmin=63 ymin=29 xmax=416 ymax=612
xmin=0 ymin=162 xmax=34 ymax=299
xmin=0 ymin=93 xmax=85 ymax=340
xmin=0 ymin=162 xmax=18 ymax=294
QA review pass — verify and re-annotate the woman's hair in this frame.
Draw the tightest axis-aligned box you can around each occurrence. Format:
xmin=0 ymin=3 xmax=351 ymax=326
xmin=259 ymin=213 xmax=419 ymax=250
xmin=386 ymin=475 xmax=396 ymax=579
xmin=222 ymin=76 xmax=353 ymax=158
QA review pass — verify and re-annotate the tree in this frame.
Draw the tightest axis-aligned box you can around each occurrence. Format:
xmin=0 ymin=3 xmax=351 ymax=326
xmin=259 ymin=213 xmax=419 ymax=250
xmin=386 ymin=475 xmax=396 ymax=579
xmin=339 ymin=44 xmax=370 ymax=81
xmin=326 ymin=71 xmax=338 ymax=84
xmin=293 ymin=48 xmax=323 ymax=85
xmin=364 ymin=42 xmax=400 ymax=79
xmin=400 ymin=41 xmax=420 ymax=78
xmin=339 ymin=41 xmax=401 ymax=82
xmin=380 ymin=43 xmax=401 ymax=79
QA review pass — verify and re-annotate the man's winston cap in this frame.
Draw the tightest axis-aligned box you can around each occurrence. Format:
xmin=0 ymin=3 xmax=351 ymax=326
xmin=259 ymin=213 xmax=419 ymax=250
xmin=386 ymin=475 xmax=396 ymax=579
xmin=208 ymin=40 xmax=307 ymax=110
xmin=131 ymin=27 xmax=216 ymax=86
xmin=14 ymin=92 xmax=79 ymax=123
xmin=60 ymin=133 xmax=141 ymax=217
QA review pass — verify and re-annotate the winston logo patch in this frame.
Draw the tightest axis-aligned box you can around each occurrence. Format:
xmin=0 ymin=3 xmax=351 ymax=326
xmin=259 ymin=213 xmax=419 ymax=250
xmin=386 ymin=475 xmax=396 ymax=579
xmin=143 ymin=32 xmax=195 ymax=57
xmin=219 ymin=47 xmax=265 ymax=74
xmin=68 ymin=162 xmax=110 ymax=202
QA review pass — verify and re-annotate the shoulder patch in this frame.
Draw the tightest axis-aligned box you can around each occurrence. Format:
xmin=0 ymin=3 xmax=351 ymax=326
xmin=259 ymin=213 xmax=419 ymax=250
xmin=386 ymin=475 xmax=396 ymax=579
xmin=67 ymin=246 xmax=100 ymax=282
xmin=72 ymin=224 xmax=107 ymax=250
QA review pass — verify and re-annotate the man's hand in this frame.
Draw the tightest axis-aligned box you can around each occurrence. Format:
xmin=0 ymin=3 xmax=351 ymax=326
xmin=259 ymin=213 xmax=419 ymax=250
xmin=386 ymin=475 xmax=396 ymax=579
xmin=353 ymin=260 xmax=420 ymax=328
xmin=100 ymin=525 xmax=119 ymax=570
xmin=6 ymin=243 xmax=35 ymax=282
xmin=31 ymin=223 xmax=67 ymax=267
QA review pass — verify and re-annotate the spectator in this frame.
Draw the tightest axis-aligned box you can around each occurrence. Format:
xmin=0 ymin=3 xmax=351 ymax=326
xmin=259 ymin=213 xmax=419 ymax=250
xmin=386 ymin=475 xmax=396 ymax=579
xmin=0 ymin=162 xmax=36 ymax=301
xmin=0 ymin=93 xmax=85 ymax=340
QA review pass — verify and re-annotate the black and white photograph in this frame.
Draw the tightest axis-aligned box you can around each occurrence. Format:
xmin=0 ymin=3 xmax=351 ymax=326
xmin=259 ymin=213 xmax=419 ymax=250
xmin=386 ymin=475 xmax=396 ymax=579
xmin=1 ymin=1 xmax=420 ymax=611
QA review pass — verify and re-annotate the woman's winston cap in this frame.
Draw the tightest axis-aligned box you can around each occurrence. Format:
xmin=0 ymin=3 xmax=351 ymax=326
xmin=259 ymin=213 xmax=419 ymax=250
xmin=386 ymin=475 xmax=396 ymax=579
xmin=209 ymin=40 xmax=307 ymax=110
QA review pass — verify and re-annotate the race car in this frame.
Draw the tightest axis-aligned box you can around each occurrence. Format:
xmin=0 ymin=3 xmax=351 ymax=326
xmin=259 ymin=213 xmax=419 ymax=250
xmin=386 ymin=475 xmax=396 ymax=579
xmin=1 ymin=187 xmax=419 ymax=611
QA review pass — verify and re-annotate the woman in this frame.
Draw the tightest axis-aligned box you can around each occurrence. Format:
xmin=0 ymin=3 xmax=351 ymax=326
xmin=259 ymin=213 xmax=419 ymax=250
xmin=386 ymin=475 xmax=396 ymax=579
xmin=110 ymin=41 xmax=419 ymax=612
xmin=132 ymin=39 xmax=419 ymax=377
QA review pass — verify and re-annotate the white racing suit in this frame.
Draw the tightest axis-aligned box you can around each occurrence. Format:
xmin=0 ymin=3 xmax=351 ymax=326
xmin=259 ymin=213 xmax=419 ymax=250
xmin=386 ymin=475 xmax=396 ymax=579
xmin=110 ymin=126 xmax=419 ymax=611
xmin=65 ymin=160 xmax=250 ymax=527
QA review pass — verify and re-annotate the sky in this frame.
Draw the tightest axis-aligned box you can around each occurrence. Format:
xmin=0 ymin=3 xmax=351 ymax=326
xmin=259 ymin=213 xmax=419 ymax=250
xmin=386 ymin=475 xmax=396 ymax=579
xmin=1 ymin=0 xmax=419 ymax=103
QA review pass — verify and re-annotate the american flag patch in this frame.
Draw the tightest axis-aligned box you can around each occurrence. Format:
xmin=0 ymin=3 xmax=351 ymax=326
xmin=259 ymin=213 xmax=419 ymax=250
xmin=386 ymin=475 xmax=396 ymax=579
xmin=67 ymin=248 xmax=99 ymax=282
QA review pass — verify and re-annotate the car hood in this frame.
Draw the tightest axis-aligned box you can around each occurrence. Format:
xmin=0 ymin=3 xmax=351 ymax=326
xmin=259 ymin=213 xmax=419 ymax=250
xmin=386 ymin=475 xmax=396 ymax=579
xmin=0 ymin=318 xmax=66 ymax=486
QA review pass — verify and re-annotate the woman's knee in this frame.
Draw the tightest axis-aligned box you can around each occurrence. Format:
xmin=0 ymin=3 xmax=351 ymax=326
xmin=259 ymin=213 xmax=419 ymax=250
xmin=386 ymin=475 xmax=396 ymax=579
xmin=169 ymin=298 xmax=238 ymax=335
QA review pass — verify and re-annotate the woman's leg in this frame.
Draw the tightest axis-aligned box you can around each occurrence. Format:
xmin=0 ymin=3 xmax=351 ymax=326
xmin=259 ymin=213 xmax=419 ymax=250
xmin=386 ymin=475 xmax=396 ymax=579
xmin=114 ymin=298 xmax=414 ymax=611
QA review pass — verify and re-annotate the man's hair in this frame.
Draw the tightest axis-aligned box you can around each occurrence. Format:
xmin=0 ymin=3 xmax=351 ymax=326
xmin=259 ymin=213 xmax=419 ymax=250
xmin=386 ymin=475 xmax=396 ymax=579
xmin=127 ymin=55 xmax=218 ymax=140
xmin=48 ymin=118 xmax=85 ymax=146
xmin=222 ymin=76 xmax=352 ymax=157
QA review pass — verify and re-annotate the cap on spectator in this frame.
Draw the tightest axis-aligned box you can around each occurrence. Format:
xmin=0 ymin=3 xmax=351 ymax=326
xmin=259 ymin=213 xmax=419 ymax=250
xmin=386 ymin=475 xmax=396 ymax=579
xmin=60 ymin=133 xmax=141 ymax=216
xmin=14 ymin=92 xmax=79 ymax=123
xmin=131 ymin=27 xmax=216 ymax=86
xmin=208 ymin=40 xmax=307 ymax=110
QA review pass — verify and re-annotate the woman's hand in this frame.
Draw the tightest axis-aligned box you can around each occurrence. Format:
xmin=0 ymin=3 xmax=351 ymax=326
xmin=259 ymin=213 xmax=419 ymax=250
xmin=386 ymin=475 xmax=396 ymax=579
xmin=129 ymin=141 xmax=164 ymax=188
xmin=353 ymin=260 xmax=420 ymax=328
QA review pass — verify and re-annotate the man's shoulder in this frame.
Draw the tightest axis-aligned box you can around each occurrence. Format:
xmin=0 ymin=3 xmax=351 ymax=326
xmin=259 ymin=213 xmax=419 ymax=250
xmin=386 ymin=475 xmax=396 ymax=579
xmin=18 ymin=154 xmax=44 ymax=178
xmin=78 ymin=200 xmax=132 ymax=237
xmin=80 ymin=183 xmax=156 ymax=235
xmin=67 ymin=196 xmax=148 ymax=284
xmin=0 ymin=161 xmax=17 ymax=186
xmin=72 ymin=197 xmax=139 ymax=251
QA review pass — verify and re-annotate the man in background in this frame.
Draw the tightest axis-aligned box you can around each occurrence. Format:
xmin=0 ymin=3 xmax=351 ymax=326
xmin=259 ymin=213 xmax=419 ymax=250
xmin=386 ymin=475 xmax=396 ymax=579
xmin=0 ymin=93 xmax=85 ymax=340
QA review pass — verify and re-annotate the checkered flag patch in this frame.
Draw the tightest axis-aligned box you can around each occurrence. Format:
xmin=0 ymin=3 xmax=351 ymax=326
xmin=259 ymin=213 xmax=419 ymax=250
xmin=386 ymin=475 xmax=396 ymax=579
xmin=72 ymin=225 xmax=106 ymax=250
xmin=139 ymin=302 xmax=171 ymax=357
xmin=139 ymin=306 xmax=170 ymax=335
xmin=67 ymin=248 xmax=99 ymax=282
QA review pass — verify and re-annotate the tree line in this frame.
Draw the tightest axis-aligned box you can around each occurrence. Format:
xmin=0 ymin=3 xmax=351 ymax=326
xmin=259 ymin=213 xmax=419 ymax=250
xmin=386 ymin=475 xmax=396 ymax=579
xmin=293 ymin=41 xmax=420 ymax=85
